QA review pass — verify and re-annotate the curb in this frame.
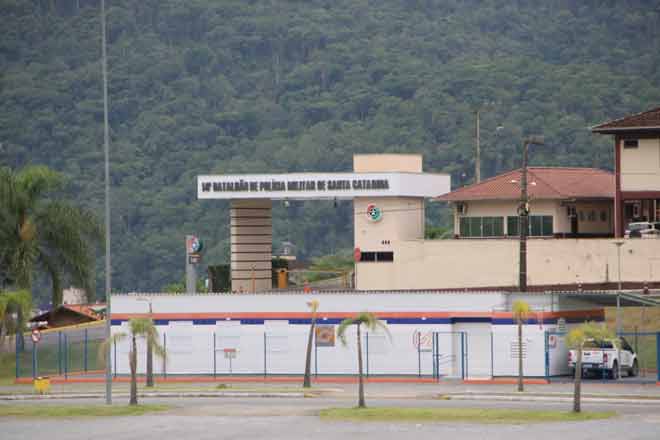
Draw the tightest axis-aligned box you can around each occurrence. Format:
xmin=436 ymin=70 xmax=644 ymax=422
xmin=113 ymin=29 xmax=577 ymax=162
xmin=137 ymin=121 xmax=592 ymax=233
xmin=14 ymin=376 xmax=439 ymax=385
xmin=442 ymin=394 xmax=660 ymax=405
xmin=0 ymin=391 xmax=310 ymax=401
xmin=463 ymin=378 xmax=549 ymax=385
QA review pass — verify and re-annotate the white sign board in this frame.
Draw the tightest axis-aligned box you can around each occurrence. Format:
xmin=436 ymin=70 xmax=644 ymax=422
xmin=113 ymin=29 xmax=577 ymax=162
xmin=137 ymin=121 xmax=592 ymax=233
xmin=198 ymin=172 xmax=450 ymax=200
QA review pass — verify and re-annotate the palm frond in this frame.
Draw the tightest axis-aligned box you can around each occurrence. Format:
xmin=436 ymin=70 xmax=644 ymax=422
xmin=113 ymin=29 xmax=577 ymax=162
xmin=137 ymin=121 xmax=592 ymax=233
xmin=129 ymin=318 xmax=166 ymax=359
xmin=512 ymin=300 xmax=531 ymax=323
xmin=336 ymin=317 xmax=358 ymax=346
xmin=98 ymin=332 xmax=127 ymax=364
xmin=566 ymin=321 xmax=613 ymax=348
xmin=336 ymin=312 xmax=391 ymax=346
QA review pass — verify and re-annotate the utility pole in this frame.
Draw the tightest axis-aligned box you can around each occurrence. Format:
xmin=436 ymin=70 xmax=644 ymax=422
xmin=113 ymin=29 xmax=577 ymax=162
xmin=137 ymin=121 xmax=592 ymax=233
xmin=101 ymin=0 xmax=112 ymax=406
xmin=475 ymin=109 xmax=481 ymax=183
xmin=518 ymin=136 xmax=544 ymax=292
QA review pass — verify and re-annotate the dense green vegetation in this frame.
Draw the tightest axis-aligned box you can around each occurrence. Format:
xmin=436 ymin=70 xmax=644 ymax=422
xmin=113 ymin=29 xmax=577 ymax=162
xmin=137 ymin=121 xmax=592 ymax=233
xmin=1 ymin=0 xmax=659 ymax=299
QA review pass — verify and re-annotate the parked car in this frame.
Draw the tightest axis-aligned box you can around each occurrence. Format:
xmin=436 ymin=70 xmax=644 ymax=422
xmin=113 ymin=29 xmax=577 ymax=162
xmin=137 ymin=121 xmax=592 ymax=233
xmin=568 ymin=337 xmax=638 ymax=379
xmin=625 ymin=222 xmax=660 ymax=238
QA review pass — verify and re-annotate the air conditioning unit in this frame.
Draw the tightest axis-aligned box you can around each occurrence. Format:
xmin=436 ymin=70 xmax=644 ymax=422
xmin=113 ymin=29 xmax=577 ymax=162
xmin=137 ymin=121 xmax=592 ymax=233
xmin=456 ymin=203 xmax=467 ymax=215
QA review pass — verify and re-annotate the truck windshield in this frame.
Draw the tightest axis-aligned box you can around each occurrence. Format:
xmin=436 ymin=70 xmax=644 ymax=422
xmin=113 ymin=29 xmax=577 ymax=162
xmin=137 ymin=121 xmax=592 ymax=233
xmin=629 ymin=223 xmax=651 ymax=231
xmin=583 ymin=340 xmax=613 ymax=349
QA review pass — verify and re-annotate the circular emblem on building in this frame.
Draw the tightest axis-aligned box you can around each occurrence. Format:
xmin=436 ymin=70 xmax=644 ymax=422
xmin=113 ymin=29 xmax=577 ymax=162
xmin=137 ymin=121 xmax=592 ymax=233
xmin=187 ymin=236 xmax=203 ymax=254
xmin=366 ymin=204 xmax=382 ymax=222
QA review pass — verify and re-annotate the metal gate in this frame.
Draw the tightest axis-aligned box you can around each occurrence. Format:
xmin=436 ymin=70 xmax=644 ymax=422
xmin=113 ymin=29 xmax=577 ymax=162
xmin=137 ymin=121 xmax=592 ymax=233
xmin=431 ymin=331 xmax=466 ymax=380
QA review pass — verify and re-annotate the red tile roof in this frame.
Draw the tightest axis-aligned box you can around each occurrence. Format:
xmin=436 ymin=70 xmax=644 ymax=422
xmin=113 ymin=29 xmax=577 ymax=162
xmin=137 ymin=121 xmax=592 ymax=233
xmin=437 ymin=167 xmax=614 ymax=202
xmin=592 ymin=106 xmax=660 ymax=133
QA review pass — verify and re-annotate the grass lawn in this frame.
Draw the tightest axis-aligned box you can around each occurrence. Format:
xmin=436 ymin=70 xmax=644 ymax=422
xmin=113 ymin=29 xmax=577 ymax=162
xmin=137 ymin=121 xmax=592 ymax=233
xmin=0 ymin=404 xmax=170 ymax=417
xmin=319 ymin=407 xmax=616 ymax=424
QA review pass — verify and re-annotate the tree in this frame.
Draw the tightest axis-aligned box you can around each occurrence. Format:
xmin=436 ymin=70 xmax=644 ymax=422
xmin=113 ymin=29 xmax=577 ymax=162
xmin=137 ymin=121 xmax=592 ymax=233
xmin=337 ymin=312 xmax=390 ymax=408
xmin=102 ymin=318 xmax=165 ymax=405
xmin=566 ymin=321 xmax=613 ymax=413
xmin=0 ymin=289 xmax=32 ymax=348
xmin=0 ymin=166 xmax=102 ymax=306
xmin=512 ymin=300 xmax=531 ymax=392
xmin=302 ymin=299 xmax=319 ymax=388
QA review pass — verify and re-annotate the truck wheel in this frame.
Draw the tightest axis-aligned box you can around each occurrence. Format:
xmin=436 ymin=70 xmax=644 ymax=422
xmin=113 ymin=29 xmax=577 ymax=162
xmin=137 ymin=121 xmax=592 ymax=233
xmin=610 ymin=362 xmax=619 ymax=380
xmin=630 ymin=360 xmax=639 ymax=377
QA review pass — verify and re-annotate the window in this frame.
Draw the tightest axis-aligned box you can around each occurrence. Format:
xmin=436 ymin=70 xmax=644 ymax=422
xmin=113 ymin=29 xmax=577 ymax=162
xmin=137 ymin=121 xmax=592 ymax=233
xmin=376 ymin=251 xmax=394 ymax=262
xmin=360 ymin=252 xmax=376 ymax=262
xmin=600 ymin=211 xmax=607 ymax=222
xmin=358 ymin=251 xmax=393 ymax=262
xmin=623 ymin=139 xmax=639 ymax=149
xmin=460 ymin=217 xmax=504 ymax=237
xmin=507 ymin=216 xmax=553 ymax=237
xmin=507 ymin=216 xmax=519 ymax=236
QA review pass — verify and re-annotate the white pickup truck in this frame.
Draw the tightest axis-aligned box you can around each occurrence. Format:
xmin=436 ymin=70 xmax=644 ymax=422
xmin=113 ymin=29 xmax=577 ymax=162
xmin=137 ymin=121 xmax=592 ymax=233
xmin=568 ymin=337 xmax=638 ymax=379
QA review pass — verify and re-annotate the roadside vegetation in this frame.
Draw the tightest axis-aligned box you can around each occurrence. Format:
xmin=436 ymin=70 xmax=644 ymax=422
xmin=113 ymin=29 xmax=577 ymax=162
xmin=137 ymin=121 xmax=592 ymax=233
xmin=567 ymin=321 xmax=614 ymax=413
xmin=319 ymin=407 xmax=616 ymax=424
xmin=337 ymin=312 xmax=390 ymax=408
xmin=0 ymin=404 xmax=169 ymax=418
xmin=100 ymin=318 xmax=165 ymax=405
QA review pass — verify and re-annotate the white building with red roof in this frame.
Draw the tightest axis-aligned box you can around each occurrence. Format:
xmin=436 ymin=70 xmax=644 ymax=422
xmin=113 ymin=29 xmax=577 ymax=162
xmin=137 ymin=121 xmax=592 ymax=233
xmin=438 ymin=167 xmax=615 ymax=238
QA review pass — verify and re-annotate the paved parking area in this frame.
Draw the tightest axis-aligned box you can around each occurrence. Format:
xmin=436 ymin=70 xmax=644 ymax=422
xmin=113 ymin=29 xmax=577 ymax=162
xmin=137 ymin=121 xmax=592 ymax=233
xmin=2 ymin=396 xmax=660 ymax=440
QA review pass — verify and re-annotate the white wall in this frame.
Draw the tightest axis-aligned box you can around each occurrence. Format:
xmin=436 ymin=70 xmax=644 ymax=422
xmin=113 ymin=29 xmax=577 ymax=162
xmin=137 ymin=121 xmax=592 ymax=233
xmin=110 ymin=293 xmax=587 ymax=378
xmin=356 ymin=238 xmax=660 ymax=290
xmin=110 ymin=319 xmax=556 ymax=378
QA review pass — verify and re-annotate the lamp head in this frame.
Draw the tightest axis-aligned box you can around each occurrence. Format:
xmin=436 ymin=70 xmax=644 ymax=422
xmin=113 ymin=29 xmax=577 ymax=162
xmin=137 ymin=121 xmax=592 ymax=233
xmin=525 ymin=135 xmax=545 ymax=145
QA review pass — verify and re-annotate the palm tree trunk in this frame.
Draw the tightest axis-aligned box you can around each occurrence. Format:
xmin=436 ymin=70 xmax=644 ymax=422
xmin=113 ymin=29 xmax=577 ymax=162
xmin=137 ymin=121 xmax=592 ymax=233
xmin=356 ymin=323 xmax=365 ymax=408
xmin=573 ymin=345 xmax=582 ymax=413
xmin=129 ymin=335 xmax=138 ymax=405
xmin=517 ymin=319 xmax=524 ymax=392
xmin=146 ymin=338 xmax=154 ymax=387
xmin=303 ymin=319 xmax=316 ymax=388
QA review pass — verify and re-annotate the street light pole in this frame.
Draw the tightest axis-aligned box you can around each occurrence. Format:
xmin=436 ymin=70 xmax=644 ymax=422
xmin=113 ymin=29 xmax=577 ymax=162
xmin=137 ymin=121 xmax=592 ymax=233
xmin=518 ymin=136 xmax=544 ymax=292
xmin=101 ymin=0 xmax=112 ymax=406
xmin=475 ymin=109 xmax=481 ymax=183
xmin=613 ymin=241 xmax=625 ymax=336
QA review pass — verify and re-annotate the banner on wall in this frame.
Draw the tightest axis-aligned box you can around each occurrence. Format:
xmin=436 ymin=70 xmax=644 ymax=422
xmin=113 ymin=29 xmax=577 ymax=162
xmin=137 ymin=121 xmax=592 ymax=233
xmin=315 ymin=325 xmax=336 ymax=347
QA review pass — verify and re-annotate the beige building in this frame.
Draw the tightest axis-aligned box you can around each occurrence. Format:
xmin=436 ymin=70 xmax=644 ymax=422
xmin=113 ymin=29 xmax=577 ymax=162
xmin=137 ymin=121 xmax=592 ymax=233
xmin=198 ymin=154 xmax=449 ymax=292
xmin=437 ymin=167 xmax=614 ymax=238
xmin=592 ymin=106 xmax=660 ymax=236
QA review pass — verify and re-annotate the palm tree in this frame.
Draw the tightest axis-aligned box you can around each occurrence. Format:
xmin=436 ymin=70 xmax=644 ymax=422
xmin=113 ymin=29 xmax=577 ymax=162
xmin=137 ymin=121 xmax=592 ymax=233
xmin=102 ymin=318 xmax=165 ymax=405
xmin=0 ymin=166 xmax=102 ymax=306
xmin=0 ymin=289 xmax=32 ymax=348
xmin=337 ymin=312 xmax=390 ymax=408
xmin=303 ymin=299 xmax=319 ymax=388
xmin=512 ymin=300 xmax=531 ymax=392
xmin=566 ymin=322 xmax=612 ymax=413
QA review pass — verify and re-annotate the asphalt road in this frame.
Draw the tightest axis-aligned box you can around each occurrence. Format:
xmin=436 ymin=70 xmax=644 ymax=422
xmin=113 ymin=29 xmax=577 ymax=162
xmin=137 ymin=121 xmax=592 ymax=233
xmin=2 ymin=396 xmax=660 ymax=440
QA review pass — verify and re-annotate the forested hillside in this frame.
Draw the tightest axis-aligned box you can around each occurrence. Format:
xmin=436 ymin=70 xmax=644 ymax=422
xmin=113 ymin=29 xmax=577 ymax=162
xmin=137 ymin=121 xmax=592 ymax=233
xmin=1 ymin=0 xmax=659 ymax=299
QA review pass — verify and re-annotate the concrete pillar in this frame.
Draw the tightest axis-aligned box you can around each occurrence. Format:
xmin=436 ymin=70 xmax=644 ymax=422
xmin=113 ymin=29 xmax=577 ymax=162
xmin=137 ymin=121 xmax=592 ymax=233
xmin=230 ymin=199 xmax=272 ymax=292
xmin=353 ymin=154 xmax=425 ymax=290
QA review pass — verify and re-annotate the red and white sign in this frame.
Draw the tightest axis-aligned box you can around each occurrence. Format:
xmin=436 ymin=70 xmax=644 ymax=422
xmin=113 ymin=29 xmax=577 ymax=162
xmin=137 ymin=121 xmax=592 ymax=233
xmin=354 ymin=247 xmax=361 ymax=262
xmin=412 ymin=331 xmax=433 ymax=351
xmin=31 ymin=328 xmax=41 ymax=344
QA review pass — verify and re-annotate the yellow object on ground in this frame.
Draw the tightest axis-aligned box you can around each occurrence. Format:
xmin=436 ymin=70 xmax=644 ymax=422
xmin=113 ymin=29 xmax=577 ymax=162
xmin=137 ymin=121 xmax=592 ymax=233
xmin=33 ymin=377 xmax=50 ymax=394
